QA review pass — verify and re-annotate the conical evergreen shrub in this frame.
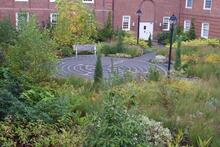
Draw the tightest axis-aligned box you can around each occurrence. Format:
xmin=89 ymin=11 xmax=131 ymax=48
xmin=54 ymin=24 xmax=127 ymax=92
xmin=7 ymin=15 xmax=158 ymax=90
xmin=93 ymin=54 xmax=103 ymax=88
xmin=174 ymin=36 xmax=182 ymax=70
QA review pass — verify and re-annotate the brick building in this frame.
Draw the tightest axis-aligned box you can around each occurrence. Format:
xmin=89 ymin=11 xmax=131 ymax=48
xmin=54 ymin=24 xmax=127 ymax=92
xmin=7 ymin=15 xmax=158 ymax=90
xmin=0 ymin=0 xmax=219 ymax=39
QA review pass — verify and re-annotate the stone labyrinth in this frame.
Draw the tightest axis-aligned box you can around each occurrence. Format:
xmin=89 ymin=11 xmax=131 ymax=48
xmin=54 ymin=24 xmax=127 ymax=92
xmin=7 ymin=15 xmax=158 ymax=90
xmin=57 ymin=54 xmax=167 ymax=80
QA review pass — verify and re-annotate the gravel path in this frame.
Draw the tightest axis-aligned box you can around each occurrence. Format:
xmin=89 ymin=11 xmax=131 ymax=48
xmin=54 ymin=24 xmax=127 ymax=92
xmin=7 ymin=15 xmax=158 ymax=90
xmin=57 ymin=53 xmax=167 ymax=80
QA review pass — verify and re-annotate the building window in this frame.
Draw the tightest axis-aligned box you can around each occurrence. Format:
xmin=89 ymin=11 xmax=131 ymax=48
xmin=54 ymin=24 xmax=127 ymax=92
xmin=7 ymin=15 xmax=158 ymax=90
xmin=184 ymin=20 xmax=191 ymax=32
xmin=50 ymin=0 xmax=55 ymax=2
xmin=203 ymin=0 xmax=212 ymax=10
xmin=122 ymin=16 xmax=131 ymax=31
xmin=82 ymin=0 xmax=94 ymax=3
xmin=50 ymin=13 xmax=58 ymax=26
xmin=201 ymin=23 xmax=209 ymax=39
xmin=186 ymin=0 xmax=193 ymax=8
xmin=16 ymin=12 xmax=29 ymax=29
xmin=15 ymin=0 xmax=28 ymax=1
xmin=162 ymin=17 xmax=170 ymax=31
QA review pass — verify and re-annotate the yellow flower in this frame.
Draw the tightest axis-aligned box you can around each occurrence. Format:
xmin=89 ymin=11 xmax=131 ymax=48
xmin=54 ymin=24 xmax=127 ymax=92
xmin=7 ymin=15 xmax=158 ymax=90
xmin=204 ymin=54 xmax=220 ymax=64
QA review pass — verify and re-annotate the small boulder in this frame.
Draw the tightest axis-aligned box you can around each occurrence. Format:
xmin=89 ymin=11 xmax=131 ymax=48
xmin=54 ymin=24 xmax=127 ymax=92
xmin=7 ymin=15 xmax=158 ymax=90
xmin=155 ymin=55 xmax=167 ymax=63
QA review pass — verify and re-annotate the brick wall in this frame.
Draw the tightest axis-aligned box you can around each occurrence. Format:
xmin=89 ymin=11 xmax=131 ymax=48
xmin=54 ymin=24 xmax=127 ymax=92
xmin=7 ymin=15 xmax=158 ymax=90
xmin=113 ymin=0 xmax=180 ymax=38
xmin=0 ymin=0 xmax=220 ymax=38
xmin=180 ymin=0 xmax=220 ymax=38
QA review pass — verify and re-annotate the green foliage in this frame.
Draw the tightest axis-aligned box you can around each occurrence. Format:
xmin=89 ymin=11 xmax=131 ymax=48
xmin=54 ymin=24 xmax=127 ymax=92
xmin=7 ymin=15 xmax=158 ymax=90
xmin=96 ymin=12 xmax=113 ymax=42
xmin=157 ymin=32 xmax=170 ymax=45
xmin=0 ymin=18 xmax=16 ymax=48
xmin=147 ymin=66 xmax=160 ymax=81
xmin=93 ymin=55 xmax=103 ymax=87
xmin=187 ymin=18 xmax=196 ymax=40
xmin=148 ymin=34 xmax=152 ymax=48
xmin=174 ymin=36 xmax=182 ymax=70
xmin=123 ymin=32 xmax=147 ymax=49
xmin=85 ymin=93 xmax=150 ymax=147
xmin=54 ymin=0 xmax=96 ymax=46
xmin=0 ymin=118 xmax=85 ymax=146
xmin=59 ymin=46 xmax=73 ymax=57
xmin=6 ymin=17 xmax=57 ymax=82
xmin=0 ymin=89 xmax=24 ymax=120
xmin=197 ymin=137 xmax=212 ymax=147
xmin=125 ymin=45 xmax=143 ymax=57
xmin=115 ymin=30 xmax=125 ymax=53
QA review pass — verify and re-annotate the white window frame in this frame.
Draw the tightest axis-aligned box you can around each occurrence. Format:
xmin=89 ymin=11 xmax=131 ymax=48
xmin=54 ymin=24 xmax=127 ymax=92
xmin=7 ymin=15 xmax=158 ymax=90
xmin=184 ymin=20 xmax=191 ymax=32
xmin=185 ymin=0 xmax=193 ymax=9
xmin=15 ymin=0 xmax=28 ymax=1
xmin=201 ymin=22 xmax=209 ymax=39
xmin=203 ymin=0 xmax=212 ymax=10
xmin=122 ymin=16 xmax=131 ymax=31
xmin=162 ymin=16 xmax=170 ymax=31
xmin=16 ymin=12 xmax=29 ymax=28
xmin=50 ymin=0 xmax=55 ymax=2
xmin=50 ymin=13 xmax=58 ymax=26
xmin=82 ymin=0 xmax=94 ymax=3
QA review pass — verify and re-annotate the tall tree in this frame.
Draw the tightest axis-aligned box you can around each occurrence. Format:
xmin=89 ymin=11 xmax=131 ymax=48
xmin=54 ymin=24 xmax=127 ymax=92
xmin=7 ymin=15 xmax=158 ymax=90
xmin=53 ymin=0 xmax=97 ymax=46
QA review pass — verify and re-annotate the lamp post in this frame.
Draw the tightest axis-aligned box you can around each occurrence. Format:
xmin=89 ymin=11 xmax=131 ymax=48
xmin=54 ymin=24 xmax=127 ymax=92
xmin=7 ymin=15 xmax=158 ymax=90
xmin=136 ymin=9 xmax=142 ymax=45
xmin=168 ymin=14 xmax=177 ymax=78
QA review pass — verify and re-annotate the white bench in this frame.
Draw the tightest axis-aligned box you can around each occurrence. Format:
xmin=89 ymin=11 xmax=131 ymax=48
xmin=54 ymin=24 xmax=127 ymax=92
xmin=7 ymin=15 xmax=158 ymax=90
xmin=73 ymin=44 xmax=96 ymax=57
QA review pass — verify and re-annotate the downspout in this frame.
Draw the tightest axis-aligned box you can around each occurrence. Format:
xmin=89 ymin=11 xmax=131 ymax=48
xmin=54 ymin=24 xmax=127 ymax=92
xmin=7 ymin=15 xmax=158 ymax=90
xmin=112 ymin=0 xmax=115 ymax=29
xmin=178 ymin=0 xmax=182 ymax=25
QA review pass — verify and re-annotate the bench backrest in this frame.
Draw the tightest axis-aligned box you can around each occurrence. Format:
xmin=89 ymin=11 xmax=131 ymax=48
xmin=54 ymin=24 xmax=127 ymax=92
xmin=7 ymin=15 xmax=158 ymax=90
xmin=73 ymin=44 xmax=96 ymax=51
xmin=73 ymin=44 xmax=96 ymax=56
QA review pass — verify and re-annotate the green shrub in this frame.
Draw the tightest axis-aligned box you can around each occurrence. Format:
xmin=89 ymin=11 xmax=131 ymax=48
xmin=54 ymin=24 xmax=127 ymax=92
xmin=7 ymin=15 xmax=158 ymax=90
xmin=157 ymin=32 xmax=170 ymax=45
xmin=96 ymin=12 xmax=113 ymax=42
xmin=123 ymin=32 xmax=147 ymax=48
xmin=174 ymin=36 xmax=182 ymax=70
xmin=147 ymin=66 xmax=160 ymax=81
xmin=125 ymin=45 xmax=143 ymax=57
xmin=148 ymin=34 xmax=152 ymax=48
xmin=187 ymin=18 xmax=196 ymax=40
xmin=84 ymin=93 xmax=150 ymax=146
xmin=0 ymin=18 xmax=16 ymax=48
xmin=93 ymin=54 xmax=103 ymax=88
xmin=0 ymin=118 xmax=85 ymax=146
xmin=59 ymin=46 xmax=73 ymax=57
xmin=100 ymin=43 xmax=117 ymax=55
xmin=6 ymin=17 xmax=57 ymax=83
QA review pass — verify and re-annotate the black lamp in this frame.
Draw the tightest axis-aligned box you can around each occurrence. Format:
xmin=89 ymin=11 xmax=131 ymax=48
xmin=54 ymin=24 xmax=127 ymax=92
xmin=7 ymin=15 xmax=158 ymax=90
xmin=136 ymin=9 xmax=142 ymax=44
xmin=168 ymin=14 xmax=177 ymax=78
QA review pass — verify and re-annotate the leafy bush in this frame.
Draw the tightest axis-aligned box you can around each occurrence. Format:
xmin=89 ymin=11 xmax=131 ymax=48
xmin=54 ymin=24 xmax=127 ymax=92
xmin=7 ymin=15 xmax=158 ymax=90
xmin=147 ymin=66 xmax=160 ymax=81
xmin=60 ymin=46 xmax=73 ymax=57
xmin=96 ymin=12 xmax=113 ymax=42
xmin=53 ymin=0 xmax=96 ymax=46
xmin=157 ymin=32 xmax=170 ymax=45
xmin=6 ymin=17 xmax=57 ymax=83
xmin=0 ymin=89 xmax=25 ymax=120
xmin=0 ymin=118 xmax=85 ymax=146
xmin=187 ymin=18 xmax=196 ymax=40
xmin=123 ymin=31 xmax=147 ymax=49
xmin=85 ymin=93 xmax=149 ymax=146
xmin=0 ymin=18 xmax=16 ymax=48
xmin=125 ymin=45 xmax=143 ymax=57
xmin=142 ymin=116 xmax=172 ymax=146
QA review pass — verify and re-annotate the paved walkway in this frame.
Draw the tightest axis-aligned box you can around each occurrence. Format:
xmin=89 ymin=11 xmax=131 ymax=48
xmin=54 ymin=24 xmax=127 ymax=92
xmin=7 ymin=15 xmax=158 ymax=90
xmin=57 ymin=53 xmax=167 ymax=80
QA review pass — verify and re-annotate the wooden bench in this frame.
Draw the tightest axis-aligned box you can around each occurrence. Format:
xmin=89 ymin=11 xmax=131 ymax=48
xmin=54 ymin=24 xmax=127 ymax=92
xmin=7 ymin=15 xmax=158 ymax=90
xmin=73 ymin=44 xmax=96 ymax=57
